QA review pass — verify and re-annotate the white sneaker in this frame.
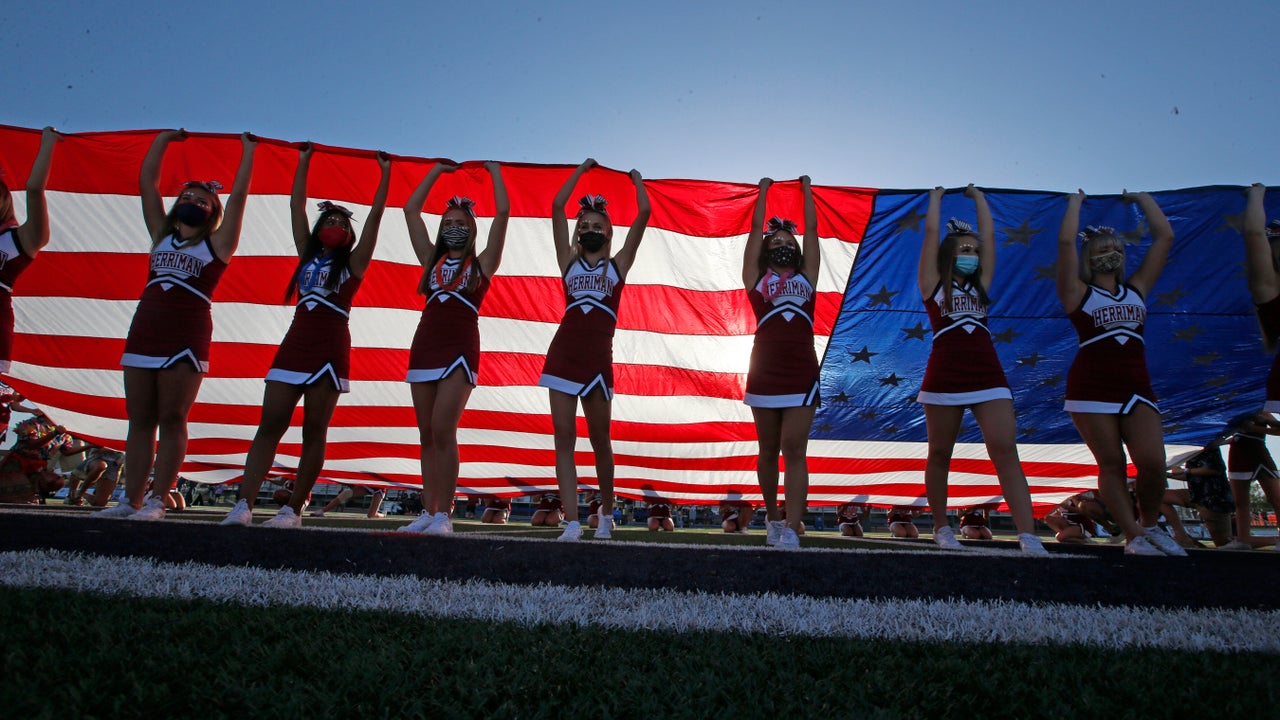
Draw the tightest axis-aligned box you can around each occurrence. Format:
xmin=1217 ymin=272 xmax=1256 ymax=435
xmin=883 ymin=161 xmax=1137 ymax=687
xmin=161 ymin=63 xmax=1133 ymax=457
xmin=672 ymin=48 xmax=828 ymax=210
xmin=1018 ymin=533 xmax=1049 ymax=556
xmin=1219 ymin=539 xmax=1253 ymax=551
xmin=777 ymin=527 xmax=800 ymax=550
xmin=127 ymin=498 xmax=166 ymax=522
xmin=220 ymin=499 xmax=252 ymax=526
xmin=933 ymin=525 xmax=964 ymax=550
xmin=425 ymin=512 xmax=453 ymax=535
xmin=97 ymin=502 xmax=138 ymax=519
xmin=1142 ymin=527 xmax=1188 ymax=557
xmin=557 ymin=520 xmax=583 ymax=542
xmin=1124 ymin=535 xmax=1164 ymax=556
xmin=595 ymin=514 xmax=614 ymax=539
xmin=398 ymin=511 xmax=436 ymax=533
xmin=263 ymin=505 xmax=301 ymax=529
xmin=310 ymin=508 xmax=326 ymax=518
xmin=766 ymin=520 xmax=785 ymax=546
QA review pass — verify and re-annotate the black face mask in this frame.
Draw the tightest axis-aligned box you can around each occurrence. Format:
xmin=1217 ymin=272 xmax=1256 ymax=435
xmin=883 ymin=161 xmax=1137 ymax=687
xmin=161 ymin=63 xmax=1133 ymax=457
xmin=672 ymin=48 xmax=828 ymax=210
xmin=578 ymin=231 xmax=608 ymax=253
xmin=767 ymin=245 xmax=799 ymax=268
xmin=174 ymin=201 xmax=211 ymax=227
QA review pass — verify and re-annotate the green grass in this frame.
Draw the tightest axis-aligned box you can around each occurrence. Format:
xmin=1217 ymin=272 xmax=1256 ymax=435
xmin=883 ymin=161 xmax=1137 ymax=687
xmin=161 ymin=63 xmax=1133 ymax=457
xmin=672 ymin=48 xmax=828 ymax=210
xmin=2 ymin=586 xmax=1274 ymax=719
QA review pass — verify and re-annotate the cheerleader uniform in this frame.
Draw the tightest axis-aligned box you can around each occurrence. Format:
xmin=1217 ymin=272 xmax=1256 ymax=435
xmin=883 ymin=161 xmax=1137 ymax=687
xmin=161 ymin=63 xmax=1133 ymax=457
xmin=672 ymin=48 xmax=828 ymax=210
xmin=836 ymin=503 xmax=863 ymax=531
xmin=0 ymin=225 xmax=36 ymax=373
xmin=539 ymin=257 xmax=623 ymax=399
xmin=1227 ymin=431 xmax=1278 ymax=482
xmin=1258 ymin=295 xmax=1280 ymax=413
xmin=1064 ymin=283 xmax=1157 ymax=414
xmin=406 ymin=257 xmax=490 ymax=385
xmin=917 ymin=279 xmax=1010 ymax=405
xmin=744 ymin=269 xmax=820 ymax=408
xmin=266 ymin=255 xmax=361 ymax=392
xmin=958 ymin=507 xmax=989 ymax=530
xmin=121 ymin=233 xmax=228 ymax=372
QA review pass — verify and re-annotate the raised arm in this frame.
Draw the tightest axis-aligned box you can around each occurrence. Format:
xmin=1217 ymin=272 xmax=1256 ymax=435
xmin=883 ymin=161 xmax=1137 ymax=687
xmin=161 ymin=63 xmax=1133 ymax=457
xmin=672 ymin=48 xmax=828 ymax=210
xmin=799 ymin=175 xmax=820 ymax=281
xmin=139 ymin=129 xmax=187 ymax=242
xmin=348 ymin=151 xmax=393 ymax=277
xmin=612 ymin=168 xmax=651 ymax=278
xmin=969 ymin=184 xmax=996 ymax=291
xmin=918 ymin=186 xmax=945 ymax=297
xmin=1124 ymin=191 xmax=1174 ymax=297
xmin=16 ymin=127 xmax=60 ymax=255
xmin=208 ymin=132 xmax=259 ymax=262
xmin=403 ymin=163 xmax=455 ymax=267
xmin=742 ymin=177 xmax=772 ymax=289
xmin=1243 ymin=183 xmax=1279 ymax=304
xmin=477 ymin=161 xmax=510 ymax=278
xmin=552 ymin=158 xmax=596 ymax=271
xmin=288 ymin=143 xmax=315 ymax=255
xmin=1056 ymin=190 xmax=1086 ymax=311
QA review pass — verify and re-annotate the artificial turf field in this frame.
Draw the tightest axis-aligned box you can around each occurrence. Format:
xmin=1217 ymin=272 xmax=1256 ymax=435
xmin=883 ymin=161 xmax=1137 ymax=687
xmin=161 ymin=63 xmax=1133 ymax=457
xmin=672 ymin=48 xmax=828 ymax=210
xmin=2 ymin=505 xmax=1278 ymax=718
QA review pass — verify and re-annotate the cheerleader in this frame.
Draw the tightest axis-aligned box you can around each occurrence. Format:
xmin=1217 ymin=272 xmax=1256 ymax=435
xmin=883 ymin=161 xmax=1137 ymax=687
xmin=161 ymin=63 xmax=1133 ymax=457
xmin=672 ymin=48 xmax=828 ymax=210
xmin=221 ymin=143 xmax=391 ymax=528
xmin=917 ymin=186 xmax=1045 ymax=554
xmin=1055 ymin=190 xmax=1183 ymax=555
xmin=538 ymin=159 xmax=650 ymax=542
xmin=0 ymin=126 xmax=59 ymax=375
xmin=100 ymin=130 xmax=256 ymax=520
xmin=397 ymin=161 xmax=509 ymax=534
xmin=743 ymin=177 xmax=820 ymax=550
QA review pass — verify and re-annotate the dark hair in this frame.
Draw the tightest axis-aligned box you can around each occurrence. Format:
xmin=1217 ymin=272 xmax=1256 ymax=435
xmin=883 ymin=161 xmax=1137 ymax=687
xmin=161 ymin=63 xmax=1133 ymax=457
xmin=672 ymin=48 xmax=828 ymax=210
xmin=0 ymin=177 xmax=12 ymax=225
xmin=159 ymin=183 xmax=224 ymax=244
xmin=284 ymin=210 xmax=355 ymax=302
xmin=936 ymin=232 xmax=990 ymax=312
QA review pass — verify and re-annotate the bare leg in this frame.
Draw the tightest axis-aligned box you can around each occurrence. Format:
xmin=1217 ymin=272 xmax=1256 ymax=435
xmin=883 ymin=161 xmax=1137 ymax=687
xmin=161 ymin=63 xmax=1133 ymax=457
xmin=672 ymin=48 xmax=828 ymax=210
xmin=426 ymin=373 xmax=474 ymax=518
xmin=121 ymin=367 xmax=160 ymax=508
xmin=549 ymin=390 xmax=581 ymax=523
xmin=149 ymin=364 xmax=205 ymax=498
xmin=778 ymin=405 xmax=816 ymax=533
xmin=580 ymin=389 xmax=614 ymax=517
xmin=752 ymin=408 xmax=783 ymax=521
xmin=1071 ymin=412 xmax=1145 ymax=540
xmin=285 ymin=382 xmax=342 ymax=514
xmin=411 ymin=381 xmax=439 ymax=514
xmin=971 ymin=399 xmax=1037 ymax=535
xmin=922 ymin=404 xmax=964 ymax=531
xmin=239 ymin=381 xmax=306 ymax=509
xmin=1118 ymin=405 xmax=1168 ymax=530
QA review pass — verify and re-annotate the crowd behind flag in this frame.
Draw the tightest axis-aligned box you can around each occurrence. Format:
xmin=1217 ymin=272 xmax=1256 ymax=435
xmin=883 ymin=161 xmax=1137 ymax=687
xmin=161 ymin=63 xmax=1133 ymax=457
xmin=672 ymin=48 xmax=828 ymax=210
xmin=0 ymin=125 xmax=1268 ymax=513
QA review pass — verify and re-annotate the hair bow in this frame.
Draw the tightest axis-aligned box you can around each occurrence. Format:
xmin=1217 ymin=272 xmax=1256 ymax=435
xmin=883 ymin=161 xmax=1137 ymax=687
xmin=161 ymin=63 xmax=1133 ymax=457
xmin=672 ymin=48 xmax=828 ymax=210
xmin=577 ymin=194 xmax=609 ymax=217
xmin=765 ymin=216 xmax=797 ymax=236
xmin=316 ymin=200 xmax=355 ymax=219
xmin=1077 ymin=225 xmax=1117 ymax=242
xmin=945 ymin=218 xmax=974 ymax=235
xmin=182 ymin=180 xmax=224 ymax=193
xmin=447 ymin=196 xmax=477 ymax=218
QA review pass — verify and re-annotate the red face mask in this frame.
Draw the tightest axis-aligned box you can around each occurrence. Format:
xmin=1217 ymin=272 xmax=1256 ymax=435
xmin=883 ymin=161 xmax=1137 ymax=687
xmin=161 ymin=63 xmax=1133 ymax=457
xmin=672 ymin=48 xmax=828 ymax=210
xmin=318 ymin=226 xmax=351 ymax=249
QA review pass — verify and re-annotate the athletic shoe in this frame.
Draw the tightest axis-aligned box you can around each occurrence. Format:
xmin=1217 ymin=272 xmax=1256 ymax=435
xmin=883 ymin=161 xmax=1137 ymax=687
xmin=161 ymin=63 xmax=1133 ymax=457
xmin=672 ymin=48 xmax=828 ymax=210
xmin=220 ymin=499 xmax=253 ymax=526
xmin=1124 ymin=535 xmax=1164 ymax=556
xmin=1142 ymin=527 xmax=1188 ymax=557
xmin=1018 ymin=533 xmax=1049 ymax=556
xmin=263 ymin=506 xmax=302 ymax=529
xmin=766 ymin=520 xmax=785 ymax=546
xmin=425 ymin=512 xmax=453 ymax=535
xmin=933 ymin=525 xmax=964 ymax=550
xmin=127 ymin=497 xmax=166 ymax=522
xmin=1219 ymin=539 xmax=1253 ymax=551
xmin=557 ymin=520 xmax=583 ymax=542
xmin=397 ymin=512 xmax=436 ymax=534
xmin=595 ymin=514 xmax=614 ymax=540
xmin=97 ymin=502 xmax=138 ymax=519
xmin=777 ymin=527 xmax=800 ymax=550
xmin=310 ymin=508 xmax=326 ymax=518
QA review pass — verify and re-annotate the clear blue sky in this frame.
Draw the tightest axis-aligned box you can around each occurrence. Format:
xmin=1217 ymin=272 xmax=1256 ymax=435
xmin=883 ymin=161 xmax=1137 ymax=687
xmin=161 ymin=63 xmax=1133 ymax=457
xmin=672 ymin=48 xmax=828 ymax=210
xmin=9 ymin=0 xmax=1280 ymax=191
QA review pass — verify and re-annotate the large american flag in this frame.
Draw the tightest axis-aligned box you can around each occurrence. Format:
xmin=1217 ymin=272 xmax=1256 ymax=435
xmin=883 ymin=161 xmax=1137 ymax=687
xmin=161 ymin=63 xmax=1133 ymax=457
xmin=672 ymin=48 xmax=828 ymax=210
xmin=0 ymin=125 xmax=1267 ymax=512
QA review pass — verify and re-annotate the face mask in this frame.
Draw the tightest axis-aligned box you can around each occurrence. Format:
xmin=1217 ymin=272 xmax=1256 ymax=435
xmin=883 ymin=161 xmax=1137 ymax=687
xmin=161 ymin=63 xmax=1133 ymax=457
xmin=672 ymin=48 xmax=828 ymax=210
xmin=173 ymin=201 xmax=210 ymax=227
xmin=954 ymin=256 xmax=980 ymax=276
xmin=318 ymin=226 xmax=351 ymax=249
xmin=767 ymin=245 xmax=799 ymax=268
xmin=441 ymin=225 xmax=471 ymax=250
xmin=1089 ymin=250 xmax=1124 ymax=274
xmin=578 ymin=231 xmax=608 ymax=253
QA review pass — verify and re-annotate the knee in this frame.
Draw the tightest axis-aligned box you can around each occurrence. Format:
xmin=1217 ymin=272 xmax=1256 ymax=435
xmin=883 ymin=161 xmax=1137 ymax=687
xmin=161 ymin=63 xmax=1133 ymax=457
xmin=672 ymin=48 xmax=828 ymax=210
xmin=779 ymin=438 xmax=808 ymax=462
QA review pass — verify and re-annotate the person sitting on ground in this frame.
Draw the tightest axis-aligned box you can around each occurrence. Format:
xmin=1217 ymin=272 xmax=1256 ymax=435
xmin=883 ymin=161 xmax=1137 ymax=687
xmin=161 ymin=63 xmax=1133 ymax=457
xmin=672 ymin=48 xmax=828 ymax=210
xmin=312 ymin=483 xmax=386 ymax=518
xmin=530 ymin=492 xmax=563 ymax=527
xmin=720 ymin=501 xmax=753 ymax=533
xmin=958 ymin=505 xmax=994 ymax=540
xmin=888 ymin=506 xmax=922 ymax=538
xmin=584 ymin=490 xmax=603 ymax=529
xmin=481 ymin=496 xmax=511 ymax=524
xmin=1043 ymin=493 xmax=1098 ymax=544
xmin=835 ymin=502 xmax=869 ymax=537
xmin=647 ymin=499 xmax=675 ymax=532
xmin=65 ymin=444 xmax=126 ymax=507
